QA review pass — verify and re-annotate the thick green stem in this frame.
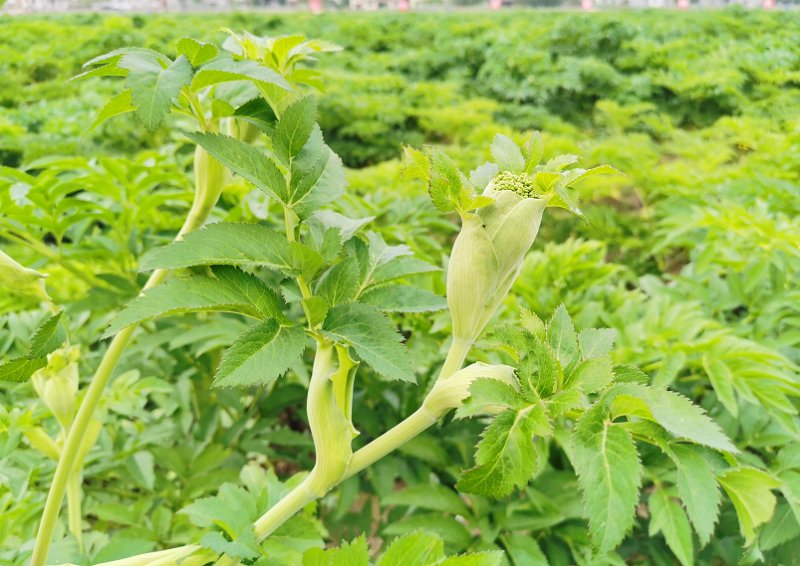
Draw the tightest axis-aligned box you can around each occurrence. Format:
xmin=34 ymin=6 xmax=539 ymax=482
xmin=253 ymin=474 xmax=320 ymax=540
xmin=66 ymin=470 xmax=81 ymax=549
xmin=31 ymin=201 xmax=213 ymax=566
xmin=439 ymin=336 xmax=473 ymax=380
xmin=345 ymin=406 xmax=440 ymax=478
xmin=345 ymin=336 xmax=471 ymax=477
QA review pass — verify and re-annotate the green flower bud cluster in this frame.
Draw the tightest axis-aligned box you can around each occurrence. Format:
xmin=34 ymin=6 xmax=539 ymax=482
xmin=32 ymin=346 xmax=80 ymax=431
xmin=492 ymin=171 xmax=542 ymax=199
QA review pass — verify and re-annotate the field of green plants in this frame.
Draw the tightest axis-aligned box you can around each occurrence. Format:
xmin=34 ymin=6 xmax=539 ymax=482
xmin=1 ymin=9 xmax=800 ymax=566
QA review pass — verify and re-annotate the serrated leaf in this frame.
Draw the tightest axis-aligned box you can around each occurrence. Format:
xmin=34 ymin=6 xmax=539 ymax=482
xmin=303 ymin=537 xmax=370 ymax=566
xmin=440 ymin=551 xmax=504 ymax=566
xmin=669 ymin=445 xmax=720 ymax=545
xmin=491 ymin=134 xmax=524 ymax=173
xmin=702 ymin=353 xmax=738 ymax=417
xmin=176 ymin=37 xmax=219 ymax=67
xmin=213 ymin=320 xmax=306 ymax=388
xmin=383 ymin=484 xmax=470 ymax=516
xmin=105 ymin=267 xmax=281 ymax=337
xmin=28 ymin=311 xmax=67 ymax=358
xmin=458 ymin=406 xmax=549 ymax=498
xmin=502 ymin=533 xmax=547 ymax=566
xmin=564 ymin=164 xmax=621 ymax=186
xmin=261 ymin=514 xmax=325 ymax=563
xmin=614 ymin=383 xmax=737 ymax=452
xmin=547 ymin=305 xmax=579 ymax=367
xmin=311 ymin=211 xmax=373 ymax=243
xmin=85 ymin=90 xmax=135 ymax=135
xmin=181 ymin=484 xmax=260 ymax=560
xmin=0 ymin=357 xmax=47 ymax=383
xmin=571 ymin=410 xmax=642 ymax=553
xmin=234 ymin=97 xmax=278 ymax=133
xmin=315 ymin=258 xmax=359 ymax=307
xmin=654 ymin=350 xmax=687 ymax=388
xmin=469 ymin=162 xmax=499 ymax=191
xmin=191 ymin=54 xmax=290 ymax=91
xmin=614 ymin=364 xmax=649 ymax=384
xmin=578 ymin=328 xmax=616 ymax=359
xmin=322 ymin=303 xmax=414 ymax=382
xmin=287 ymin=126 xmax=346 ymax=218
xmin=567 ymin=355 xmax=613 ymax=393
xmin=201 ymin=531 xmax=259 ymax=561
xmin=402 ymin=146 xmax=430 ymax=183
xmin=428 ymin=148 xmax=464 ymax=214
xmin=186 ymin=132 xmax=287 ymax=203
xmin=139 ymin=222 xmax=320 ymax=278
xmin=274 ymin=96 xmax=317 ymax=165
xmin=518 ymin=338 xmax=561 ymax=398
xmin=382 ymin=514 xmax=471 ymax=549
xmin=649 ymin=489 xmax=693 ymax=566
xmin=718 ymin=467 xmax=781 ymax=545
xmin=456 ymin=378 xmax=524 ymax=419
xmin=361 ymin=285 xmax=447 ymax=313
xmin=377 ymin=532 xmax=444 ymax=566
xmin=543 ymin=154 xmax=579 ymax=172
xmin=524 ymin=132 xmax=544 ymax=173
xmin=120 ymin=52 xmax=193 ymax=131
xmin=759 ymin=501 xmax=800 ymax=552
xmin=371 ymin=257 xmax=440 ymax=285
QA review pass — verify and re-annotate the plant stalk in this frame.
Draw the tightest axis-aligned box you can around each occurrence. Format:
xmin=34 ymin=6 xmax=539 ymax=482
xmin=66 ymin=470 xmax=82 ymax=550
xmin=251 ymin=335 xmax=473 ymax=536
xmin=31 ymin=197 xmax=214 ymax=566
xmin=93 ymin=335 xmax=474 ymax=566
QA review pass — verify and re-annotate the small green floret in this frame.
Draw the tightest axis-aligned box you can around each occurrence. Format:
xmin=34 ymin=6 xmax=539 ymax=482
xmin=492 ymin=171 xmax=540 ymax=198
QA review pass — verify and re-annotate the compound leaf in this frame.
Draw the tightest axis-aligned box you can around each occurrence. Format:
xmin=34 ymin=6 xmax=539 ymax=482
xmin=213 ymin=320 xmax=306 ymax=388
xmin=120 ymin=52 xmax=193 ymax=131
xmin=105 ymin=267 xmax=280 ymax=337
xmin=322 ymin=303 xmax=414 ymax=382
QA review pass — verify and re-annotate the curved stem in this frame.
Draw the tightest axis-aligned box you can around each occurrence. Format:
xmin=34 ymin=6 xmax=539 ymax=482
xmin=345 ymin=406 xmax=440 ymax=479
xmin=346 ymin=336 xmax=470 ymax=479
xmin=30 ymin=204 xmax=212 ymax=566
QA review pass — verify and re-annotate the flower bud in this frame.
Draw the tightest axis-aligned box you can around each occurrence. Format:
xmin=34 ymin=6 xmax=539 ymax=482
xmin=446 ymin=174 xmax=547 ymax=343
xmin=32 ymin=346 xmax=80 ymax=431
xmin=424 ymin=362 xmax=516 ymax=417
xmin=447 ymin=215 xmax=499 ymax=343
xmin=0 ymin=249 xmax=50 ymax=302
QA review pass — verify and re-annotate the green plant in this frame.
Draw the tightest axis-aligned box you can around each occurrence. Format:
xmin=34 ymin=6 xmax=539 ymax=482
xmin=2 ymin=13 xmax=800 ymax=566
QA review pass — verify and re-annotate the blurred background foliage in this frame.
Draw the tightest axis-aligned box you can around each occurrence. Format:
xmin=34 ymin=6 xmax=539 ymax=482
xmin=1 ymin=9 xmax=799 ymax=566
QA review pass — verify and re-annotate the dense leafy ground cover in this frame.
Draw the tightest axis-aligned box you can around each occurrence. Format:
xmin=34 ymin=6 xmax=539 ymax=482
xmin=1 ymin=9 xmax=800 ymax=566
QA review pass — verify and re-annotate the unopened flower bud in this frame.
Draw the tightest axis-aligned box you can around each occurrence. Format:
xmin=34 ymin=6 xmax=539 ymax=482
xmin=446 ymin=175 xmax=547 ymax=343
xmin=0 ymin=249 xmax=50 ymax=302
xmin=424 ymin=362 xmax=516 ymax=416
xmin=447 ymin=215 xmax=500 ymax=343
xmin=32 ymin=346 xmax=80 ymax=431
